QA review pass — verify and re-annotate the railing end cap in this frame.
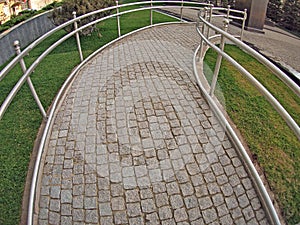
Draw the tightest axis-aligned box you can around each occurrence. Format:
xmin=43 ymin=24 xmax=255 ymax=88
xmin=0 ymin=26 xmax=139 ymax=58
xmin=13 ymin=40 xmax=20 ymax=47
xmin=223 ymin=18 xmax=230 ymax=25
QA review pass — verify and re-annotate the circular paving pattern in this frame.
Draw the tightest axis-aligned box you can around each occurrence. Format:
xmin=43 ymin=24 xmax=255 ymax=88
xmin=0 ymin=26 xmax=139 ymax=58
xmin=36 ymin=24 xmax=269 ymax=225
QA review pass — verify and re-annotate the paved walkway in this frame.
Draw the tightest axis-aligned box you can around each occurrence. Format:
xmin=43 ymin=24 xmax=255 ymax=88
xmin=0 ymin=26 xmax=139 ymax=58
xmin=36 ymin=24 xmax=270 ymax=225
xmin=164 ymin=8 xmax=300 ymax=75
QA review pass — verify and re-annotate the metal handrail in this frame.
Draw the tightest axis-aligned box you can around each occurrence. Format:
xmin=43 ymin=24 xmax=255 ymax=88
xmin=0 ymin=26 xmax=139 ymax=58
xmin=1 ymin=3 xmax=210 ymax=225
xmin=206 ymin=5 xmax=247 ymax=40
xmin=0 ymin=1 xmax=209 ymax=122
xmin=195 ymin=8 xmax=300 ymax=225
xmin=196 ymin=26 xmax=300 ymax=141
xmin=212 ymin=6 xmax=246 ymax=15
xmin=0 ymin=1 xmax=211 ymax=82
xmin=199 ymin=14 xmax=300 ymax=98
xmin=196 ymin=15 xmax=300 ymax=141
xmin=0 ymin=2 xmax=296 ymax=225
xmin=193 ymin=46 xmax=283 ymax=225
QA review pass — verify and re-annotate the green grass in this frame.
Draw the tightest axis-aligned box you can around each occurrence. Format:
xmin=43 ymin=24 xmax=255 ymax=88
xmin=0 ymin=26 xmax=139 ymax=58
xmin=204 ymin=45 xmax=300 ymax=224
xmin=0 ymin=30 xmax=80 ymax=225
xmin=5 ymin=2 xmax=299 ymax=224
xmin=0 ymin=7 xmax=177 ymax=225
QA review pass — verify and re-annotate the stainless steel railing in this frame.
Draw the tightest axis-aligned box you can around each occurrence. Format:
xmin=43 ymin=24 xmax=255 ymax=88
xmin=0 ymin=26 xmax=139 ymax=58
xmin=203 ymin=4 xmax=247 ymax=40
xmin=0 ymin=2 xmax=296 ymax=225
xmin=0 ymin=2 xmax=210 ymax=225
xmin=0 ymin=1 xmax=210 ymax=122
xmin=194 ymin=7 xmax=299 ymax=225
xmin=195 ymin=9 xmax=299 ymax=140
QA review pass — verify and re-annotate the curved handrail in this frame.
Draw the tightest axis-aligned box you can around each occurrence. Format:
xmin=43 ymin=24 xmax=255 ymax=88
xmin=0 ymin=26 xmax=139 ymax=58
xmin=199 ymin=14 xmax=300 ymax=98
xmin=195 ymin=8 xmax=300 ymax=225
xmin=192 ymin=44 xmax=283 ymax=225
xmin=0 ymin=1 xmax=209 ymax=121
xmin=5 ymin=2 xmax=210 ymax=225
xmin=26 ymin=23 xmax=174 ymax=225
xmin=205 ymin=5 xmax=247 ymax=40
xmin=0 ymin=1 xmax=211 ymax=82
xmin=0 ymin=5 xmax=116 ymax=82
xmin=196 ymin=15 xmax=300 ymax=141
xmin=0 ymin=2 xmax=294 ymax=225
xmin=212 ymin=6 xmax=246 ymax=15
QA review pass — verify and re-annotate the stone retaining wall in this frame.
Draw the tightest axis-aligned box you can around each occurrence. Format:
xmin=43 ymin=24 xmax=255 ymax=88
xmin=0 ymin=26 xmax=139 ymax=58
xmin=0 ymin=11 xmax=56 ymax=66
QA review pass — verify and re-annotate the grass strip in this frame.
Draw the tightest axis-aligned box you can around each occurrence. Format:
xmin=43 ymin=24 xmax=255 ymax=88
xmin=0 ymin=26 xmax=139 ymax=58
xmin=204 ymin=45 xmax=300 ymax=225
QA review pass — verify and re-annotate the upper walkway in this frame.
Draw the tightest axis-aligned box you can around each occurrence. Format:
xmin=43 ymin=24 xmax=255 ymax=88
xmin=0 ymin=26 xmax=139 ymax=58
xmin=35 ymin=23 xmax=270 ymax=225
xmin=164 ymin=7 xmax=300 ymax=76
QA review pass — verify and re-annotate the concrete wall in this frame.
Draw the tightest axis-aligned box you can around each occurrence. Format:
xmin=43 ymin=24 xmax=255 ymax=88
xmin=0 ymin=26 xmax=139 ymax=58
xmin=0 ymin=11 xmax=56 ymax=66
xmin=235 ymin=0 xmax=268 ymax=31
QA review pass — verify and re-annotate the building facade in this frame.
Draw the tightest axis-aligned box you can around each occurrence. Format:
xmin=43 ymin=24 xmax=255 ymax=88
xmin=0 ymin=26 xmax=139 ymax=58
xmin=0 ymin=0 xmax=26 ymax=24
xmin=0 ymin=0 xmax=55 ymax=24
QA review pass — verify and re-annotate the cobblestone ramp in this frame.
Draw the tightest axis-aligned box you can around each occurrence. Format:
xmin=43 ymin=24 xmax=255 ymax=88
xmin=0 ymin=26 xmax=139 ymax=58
xmin=36 ymin=24 xmax=269 ymax=225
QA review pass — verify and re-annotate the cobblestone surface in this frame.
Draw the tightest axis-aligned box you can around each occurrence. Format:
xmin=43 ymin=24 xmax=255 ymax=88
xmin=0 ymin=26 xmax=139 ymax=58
xmin=36 ymin=24 xmax=270 ymax=224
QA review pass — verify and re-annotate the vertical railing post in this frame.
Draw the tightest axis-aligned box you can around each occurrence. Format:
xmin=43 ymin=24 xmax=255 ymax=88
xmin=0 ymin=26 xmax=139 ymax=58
xmin=209 ymin=4 xmax=213 ymax=22
xmin=240 ymin=8 xmax=247 ymax=41
xmin=180 ymin=0 xmax=184 ymax=22
xmin=206 ymin=4 xmax=213 ymax=40
xmin=210 ymin=19 xmax=229 ymax=96
xmin=150 ymin=0 xmax=153 ymax=25
xmin=227 ymin=5 xmax=231 ymax=19
xmin=14 ymin=40 xmax=47 ymax=119
xmin=116 ymin=0 xmax=121 ymax=37
xmin=72 ymin=12 xmax=83 ymax=62
xmin=198 ymin=8 xmax=208 ymax=60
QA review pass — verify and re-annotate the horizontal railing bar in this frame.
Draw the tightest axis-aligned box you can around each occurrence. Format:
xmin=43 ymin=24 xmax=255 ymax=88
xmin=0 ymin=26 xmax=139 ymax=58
xmin=211 ymin=7 xmax=225 ymax=11
xmin=228 ymin=8 xmax=247 ymax=14
xmin=210 ymin=13 xmax=244 ymax=20
xmin=211 ymin=14 xmax=225 ymax=18
xmin=1 ymin=2 xmax=213 ymax=121
xmin=192 ymin=42 xmax=282 ymax=225
xmin=208 ymin=34 xmax=221 ymax=40
xmin=199 ymin=16 xmax=300 ymax=97
xmin=209 ymin=16 xmax=242 ymax=22
xmin=196 ymin=26 xmax=300 ymax=140
xmin=26 ymin=20 xmax=187 ymax=225
xmin=0 ymin=1 xmax=211 ymax=82
xmin=211 ymin=7 xmax=246 ymax=15
xmin=229 ymin=15 xmax=244 ymax=20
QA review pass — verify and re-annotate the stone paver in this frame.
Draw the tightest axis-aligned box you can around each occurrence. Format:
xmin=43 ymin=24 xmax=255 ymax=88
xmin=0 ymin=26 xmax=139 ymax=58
xmin=36 ymin=24 xmax=270 ymax=224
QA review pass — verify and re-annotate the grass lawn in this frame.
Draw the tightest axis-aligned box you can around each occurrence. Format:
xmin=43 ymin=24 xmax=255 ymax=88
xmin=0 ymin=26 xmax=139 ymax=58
xmin=1 ymin=1 xmax=299 ymax=224
xmin=0 ymin=7 xmax=177 ymax=225
xmin=204 ymin=45 xmax=300 ymax=224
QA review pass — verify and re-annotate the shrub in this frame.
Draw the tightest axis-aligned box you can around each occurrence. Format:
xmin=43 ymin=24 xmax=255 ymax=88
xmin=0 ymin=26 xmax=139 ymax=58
xmin=267 ymin=0 xmax=282 ymax=23
xmin=51 ymin=0 xmax=115 ymax=35
xmin=280 ymin=0 xmax=300 ymax=32
xmin=204 ymin=0 xmax=235 ymax=7
xmin=41 ymin=1 xmax=62 ymax=11
xmin=0 ymin=10 xmax=38 ymax=31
